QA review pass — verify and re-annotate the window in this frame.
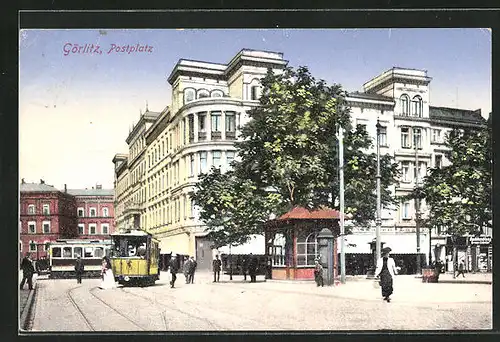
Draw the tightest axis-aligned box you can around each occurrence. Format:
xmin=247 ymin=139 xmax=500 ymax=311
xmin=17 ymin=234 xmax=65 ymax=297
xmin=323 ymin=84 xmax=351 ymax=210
xmin=400 ymin=94 xmax=410 ymax=116
xmin=52 ymin=247 xmax=61 ymax=257
xmin=411 ymin=96 xmax=423 ymax=117
xmin=212 ymin=151 xmax=222 ymax=169
xmin=198 ymin=113 xmax=206 ymax=132
xmin=190 ymin=197 xmax=195 ymax=218
xmin=28 ymin=222 xmax=36 ymax=234
xmin=74 ymin=247 xmax=82 ymax=258
xmin=90 ymin=208 xmax=97 ymax=217
xmin=211 ymin=90 xmax=223 ymax=97
xmin=84 ymin=247 xmax=93 ymax=258
xmin=188 ymin=115 xmax=195 ymax=141
xmin=435 ymin=155 xmax=442 ymax=168
xmin=271 ymin=234 xmax=286 ymax=266
xmin=251 ymin=85 xmax=260 ymax=100
xmin=401 ymin=127 xmax=410 ymax=148
xmin=197 ymin=89 xmax=209 ymax=99
xmin=29 ymin=241 xmax=37 ymax=252
xmin=42 ymin=221 xmax=50 ymax=234
xmin=414 ymin=162 xmax=427 ymax=182
xmin=94 ymin=247 xmax=104 ymax=258
xmin=63 ymin=247 xmax=72 ymax=258
xmin=199 ymin=151 xmax=208 ymax=174
xmin=225 ymin=111 xmax=236 ymax=132
xmin=413 ymin=128 xmax=422 ymax=148
xmin=401 ymin=202 xmax=411 ymax=220
xmin=431 ymin=129 xmax=441 ymax=143
xmin=189 ymin=154 xmax=195 ymax=177
xmin=43 ymin=204 xmax=50 ymax=215
xmin=102 ymin=208 xmax=109 ymax=217
xmin=101 ymin=223 xmax=109 ymax=235
xmin=296 ymin=232 xmax=319 ymax=266
xmin=401 ymin=161 xmax=411 ymax=182
xmin=184 ymin=88 xmax=195 ymax=104
xmin=378 ymin=126 xmax=387 ymax=146
xmin=77 ymin=208 xmax=84 ymax=217
xmin=226 ymin=151 xmax=235 ymax=168
xmin=78 ymin=224 xmax=85 ymax=235
xmin=211 ymin=111 xmax=222 ymax=132
xmin=89 ymin=224 xmax=97 ymax=235
xmin=28 ymin=204 xmax=35 ymax=215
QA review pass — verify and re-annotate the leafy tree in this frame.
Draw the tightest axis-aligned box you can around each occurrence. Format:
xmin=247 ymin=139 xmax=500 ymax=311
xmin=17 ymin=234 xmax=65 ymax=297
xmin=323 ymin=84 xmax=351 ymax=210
xmin=191 ymin=167 xmax=281 ymax=249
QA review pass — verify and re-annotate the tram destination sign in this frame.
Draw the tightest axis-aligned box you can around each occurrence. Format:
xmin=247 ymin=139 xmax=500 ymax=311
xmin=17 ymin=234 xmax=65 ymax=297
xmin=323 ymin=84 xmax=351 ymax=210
xmin=470 ymin=236 xmax=492 ymax=245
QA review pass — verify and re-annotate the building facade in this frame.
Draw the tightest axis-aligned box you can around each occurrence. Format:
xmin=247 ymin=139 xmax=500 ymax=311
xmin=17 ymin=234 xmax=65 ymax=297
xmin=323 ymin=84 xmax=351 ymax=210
xmin=113 ymin=50 xmax=488 ymax=274
xmin=20 ymin=180 xmax=78 ymax=260
xmin=67 ymin=185 xmax=115 ymax=240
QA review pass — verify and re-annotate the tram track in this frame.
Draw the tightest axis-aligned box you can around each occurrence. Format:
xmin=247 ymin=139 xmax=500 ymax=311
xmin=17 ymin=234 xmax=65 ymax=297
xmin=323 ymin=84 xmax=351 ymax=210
xmin=66 ymin=286 xmax=95 ymax=331
xmin=119 ymin=287 xmax=225 ymax=330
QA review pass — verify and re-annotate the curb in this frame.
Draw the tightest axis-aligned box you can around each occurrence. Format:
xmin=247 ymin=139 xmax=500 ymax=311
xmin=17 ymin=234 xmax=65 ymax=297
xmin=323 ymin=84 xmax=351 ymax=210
xmin=437 ymin=280 xmax=492 ymax=285
xmin=20 ymin=285 xmax=37 ymax=331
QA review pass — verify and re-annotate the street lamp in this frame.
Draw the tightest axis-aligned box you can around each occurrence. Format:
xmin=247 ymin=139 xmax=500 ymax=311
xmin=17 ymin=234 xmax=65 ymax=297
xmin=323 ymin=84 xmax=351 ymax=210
xmin=318 ymin=228 xmax=334 ymax=286
xmin=375 ymin=119 xmax=382 ymax=263
xmin=414 ymin=130 xmax=422 ymax=275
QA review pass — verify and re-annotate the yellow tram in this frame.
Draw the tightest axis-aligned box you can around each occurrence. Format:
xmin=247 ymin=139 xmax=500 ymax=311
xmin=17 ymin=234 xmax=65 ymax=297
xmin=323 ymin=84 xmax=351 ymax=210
xmin=110 ymin=229 xmax=160 ymax=286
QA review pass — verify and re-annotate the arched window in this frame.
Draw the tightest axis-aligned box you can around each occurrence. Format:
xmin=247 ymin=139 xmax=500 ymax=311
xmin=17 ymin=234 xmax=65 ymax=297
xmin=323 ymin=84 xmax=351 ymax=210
xmin=197 ymin=89 xmax=209 ymax=99
xmin=400 ymin=94 xmax=410 ymax=116
xmin=184 ymin=88 xmax=195 ymax=104
xmin=211 ymin=89 xmax=223 ymax=98
xmin=411 ymin=95 xmax=423 ymax=117
xmin=102 ymin=207 xmax=109 ymax=217
xmin=296 ymin=231 xmax=319 ymax=266
xmin=251 ymin=85 xmax=261 ymax=100
xmin=29 ymin=240 xmax=37 ymax=252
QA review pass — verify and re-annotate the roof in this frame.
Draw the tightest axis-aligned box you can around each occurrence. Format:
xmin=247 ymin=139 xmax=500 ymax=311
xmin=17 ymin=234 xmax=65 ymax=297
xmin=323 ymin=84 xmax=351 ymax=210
xmin=278 ymin=206 xmax=340 ymax=220
xmin=20 ymin=182 xmax=60 ymax=192
xmin=347 ymin=91 xmax=394 ymax=102
xmin=66 ymin=189 xmax=114 ymax=196
xmin=111 ymin=229 xmax=151 ymax=237
xmin=429 ymin=106 xmax=485 ymax=124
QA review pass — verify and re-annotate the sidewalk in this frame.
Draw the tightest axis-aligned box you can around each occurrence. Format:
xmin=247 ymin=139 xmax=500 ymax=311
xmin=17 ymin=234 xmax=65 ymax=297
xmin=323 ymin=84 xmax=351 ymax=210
xmin=19 ymin=272 xmax=38 ymax=330
xmin=436 ymin=272 xmax=492 ymax=284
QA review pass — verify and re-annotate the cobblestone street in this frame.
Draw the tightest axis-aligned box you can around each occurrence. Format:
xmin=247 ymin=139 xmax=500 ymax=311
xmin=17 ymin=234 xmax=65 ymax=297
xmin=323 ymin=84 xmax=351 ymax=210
xmin=27 ymin=271 xmax=492 ymax=331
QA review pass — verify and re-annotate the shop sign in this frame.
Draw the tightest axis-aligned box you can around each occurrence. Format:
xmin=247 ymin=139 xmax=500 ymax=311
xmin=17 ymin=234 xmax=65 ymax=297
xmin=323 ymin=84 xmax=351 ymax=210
xmin=470 ymin=236 xmax=492 ymax=245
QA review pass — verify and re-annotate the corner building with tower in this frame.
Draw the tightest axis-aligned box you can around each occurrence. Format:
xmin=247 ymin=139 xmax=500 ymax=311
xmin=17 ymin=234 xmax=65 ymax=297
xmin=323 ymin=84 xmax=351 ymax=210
xmin=113 ymin=49 xmax=489 ymax=275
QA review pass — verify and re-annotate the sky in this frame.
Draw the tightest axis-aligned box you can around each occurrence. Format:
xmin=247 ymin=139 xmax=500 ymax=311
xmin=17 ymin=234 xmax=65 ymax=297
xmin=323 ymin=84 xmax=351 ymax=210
xmin=19 ymin=28 xmax=491 ymax=190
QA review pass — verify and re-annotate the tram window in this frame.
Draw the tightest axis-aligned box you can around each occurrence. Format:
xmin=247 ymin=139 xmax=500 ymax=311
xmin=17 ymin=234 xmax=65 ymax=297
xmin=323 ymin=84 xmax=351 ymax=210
xmin=94 ymin=247 xmax=104 ymax=258
xmin=63 ymin=247 xmax=72 ymax=258
xmin=74 ymin=247 xmax=83 ymax=258
xmin=52 ymin=247 xmax=61 ymax=258
xmin=84 ymin=247 xmax=93 ymax=258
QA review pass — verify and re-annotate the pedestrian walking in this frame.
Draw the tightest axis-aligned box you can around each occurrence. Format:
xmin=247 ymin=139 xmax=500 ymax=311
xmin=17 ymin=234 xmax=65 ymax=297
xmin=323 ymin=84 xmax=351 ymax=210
xmin=455 ymin=261 xmax=466 ymax=278
xmin=74 ymin=256 xmax=85 ymax=284
xmin=241 ymin=256 xmax=248 ymax=281
xmin=248 ymin=253 xmax=258 ymax=283
xmin=169 ymin=254 xmax=179 ymax=288
xmin=314 ymin=259 xmax=324 ymax=287
xmin=183 ymin=256 xmax=192 ymax=284
xmin=20 ymin=252 xmax=35 ymax=290
xmin=188 ymin=256 xmax=197 ymax=284
xmin=375 ymin=247 xmax=398 ymax=303
xmin=212 ymin=255 xmax=222 ymax=282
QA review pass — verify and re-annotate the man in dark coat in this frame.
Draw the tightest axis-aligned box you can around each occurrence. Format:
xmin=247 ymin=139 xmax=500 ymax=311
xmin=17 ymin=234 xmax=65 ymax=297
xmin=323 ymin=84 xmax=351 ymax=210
xmin=188 ymin=256 xmax=197 ymax=284
xmin=20 ymin=252 xmax=35 ymax=290
xmin=74 ymin=256 xmax=85 ymax=284
xmin=212 ymin=255 xmax=222 ymax=282
xmin=169 ymin=255 xmax=179 ymax=288
xmin=241 ymin=256 xmax=248 ymax=281
xmin=248 ymin=253 xmax=258 ymax=283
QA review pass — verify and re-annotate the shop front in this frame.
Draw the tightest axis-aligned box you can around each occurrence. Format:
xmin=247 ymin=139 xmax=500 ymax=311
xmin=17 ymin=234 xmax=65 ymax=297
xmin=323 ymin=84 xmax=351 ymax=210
xmin=469 ymin=236 xmax=492 ymax=272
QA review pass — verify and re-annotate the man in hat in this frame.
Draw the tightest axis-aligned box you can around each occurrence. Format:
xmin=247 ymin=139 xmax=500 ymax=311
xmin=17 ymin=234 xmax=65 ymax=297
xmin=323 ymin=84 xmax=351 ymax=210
xmin=375 ymin=247 xmax=398 ymax=302
xmin=247 ymin=253 xmax=258 ymax=283
xmin=314 ymin=259 xmax=324 ymax=287
xmin=74 ymin=256 xmax=85 ymax=284
xmin=20 ymin=252 xmax=35 ymax=290
xmin=168 ymin=254 xmax=179 ymax=288
xmin=188 ymin=256 xmax=197 ymax=284
xmin=212 ymin=254 xmax=222 ymax=282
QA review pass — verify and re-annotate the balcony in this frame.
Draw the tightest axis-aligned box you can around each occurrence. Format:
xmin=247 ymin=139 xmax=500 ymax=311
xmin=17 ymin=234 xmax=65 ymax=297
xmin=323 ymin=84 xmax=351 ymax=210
xmin=124 ymin=201 xmax=142 ymax=215
xmin=211 ymin=131 xmax=222 ymax=140
xmin=225 ymin=131 xmax=236 ymax=140
xmin=198 ymin=131 xmax=207 ymax=141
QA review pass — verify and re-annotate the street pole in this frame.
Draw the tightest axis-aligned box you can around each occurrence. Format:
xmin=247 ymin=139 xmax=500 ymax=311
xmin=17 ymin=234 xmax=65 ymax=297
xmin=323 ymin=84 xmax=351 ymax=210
xmin=429 ymin=226 xmax=433 ymax=266
xmin=229 ymin=244 xmax=233 ymax=281
xmin=415 ymin=139 xmax=422 ymax=275
xmin=375 ymin=119 xmax=382 ymax=263
xmin=339 ymin=125 xmax=346 ymax=284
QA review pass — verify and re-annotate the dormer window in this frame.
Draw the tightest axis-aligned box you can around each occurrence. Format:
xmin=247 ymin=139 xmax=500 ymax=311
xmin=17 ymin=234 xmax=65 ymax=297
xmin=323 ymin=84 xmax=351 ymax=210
xmin=211 ymin=90 xmax=223 ymax=98
xmin=184 ymin=88 xmax=195 ymax=104
xmin=411 ymin=95 xmax=423 ymax=117
xmin=197 ymin=89 xmax=209 ymax=99
xmin=400 ymin=94 xmax=410 ymax=116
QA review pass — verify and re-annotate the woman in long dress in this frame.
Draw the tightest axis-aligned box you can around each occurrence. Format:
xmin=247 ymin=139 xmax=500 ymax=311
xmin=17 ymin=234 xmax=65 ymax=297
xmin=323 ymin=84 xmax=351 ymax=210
xmin=375 ymin=247 xmax=398 ymax=302
xmin=99 ymin=256 xmax=116 ymax=289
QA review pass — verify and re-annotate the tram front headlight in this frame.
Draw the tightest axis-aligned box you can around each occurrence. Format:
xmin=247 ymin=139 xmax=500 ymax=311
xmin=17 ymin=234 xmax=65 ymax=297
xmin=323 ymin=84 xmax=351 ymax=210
xmin=124 ymin=276 xmax=130 ymax=282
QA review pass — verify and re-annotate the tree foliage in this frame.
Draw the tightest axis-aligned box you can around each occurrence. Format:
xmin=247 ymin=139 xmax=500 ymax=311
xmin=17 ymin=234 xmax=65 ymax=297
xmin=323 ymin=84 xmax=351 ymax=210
xmin=409 ymin=120 xmax=491 ymax=237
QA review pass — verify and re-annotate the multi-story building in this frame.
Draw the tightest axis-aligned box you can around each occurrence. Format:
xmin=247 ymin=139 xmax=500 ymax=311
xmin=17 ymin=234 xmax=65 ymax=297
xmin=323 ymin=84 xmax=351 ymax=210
xmin=67 ymin=184 xmax=115 ymax=240
xmin=114 ymin=50 xmax=487 ymax=274
xmin=19 ymin=179 xmax=78 ymax=260
xmin=113 ymin=49 xmax=288 ymax=269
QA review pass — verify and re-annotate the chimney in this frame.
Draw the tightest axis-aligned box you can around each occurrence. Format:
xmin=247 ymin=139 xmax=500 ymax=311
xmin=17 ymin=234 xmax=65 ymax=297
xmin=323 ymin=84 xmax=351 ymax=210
xmin=96 ymin=184 xmax=102 ymax=190
xmin=40 ymin=179 xmax=44 ymax=184
xmin=92 ymin=187 xmax=94 ymax=189
xmin=64 ymin=184 xmax=67 ymax=193
xmin=21 ymin=178 xmax=25 ymax=184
